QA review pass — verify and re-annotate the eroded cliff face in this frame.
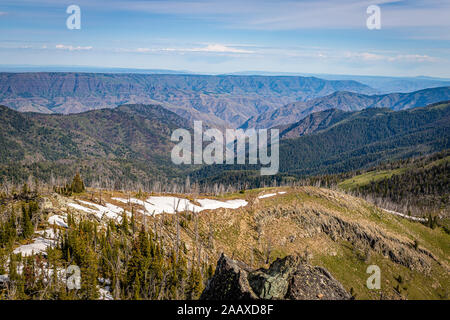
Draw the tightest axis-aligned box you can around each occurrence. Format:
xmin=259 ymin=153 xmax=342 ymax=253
xmin=201 ymin=254 xmax=351 ymax=300
xmin=259 ymin=205 xmax=439 ymax=274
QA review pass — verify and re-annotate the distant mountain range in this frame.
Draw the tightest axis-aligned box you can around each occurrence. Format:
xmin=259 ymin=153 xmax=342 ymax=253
xmin=225 ymin=71 xmax=450 ymax=93
xmin=241 ymin=86 xmax=450 ymax=129
xmin=0 ymin=72 xmax=375 ymax=128
xmin=5 ymin=67 xmax=449 ymax=93
xmin=2 ymin=72 xmax=449 ymax=130
xmin=312 ymin=74 xmax=450 ymax=94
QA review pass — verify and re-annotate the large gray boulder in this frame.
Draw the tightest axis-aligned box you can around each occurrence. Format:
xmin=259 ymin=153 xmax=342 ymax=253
xmin=201 ymin=254 xmax=351 ymax=300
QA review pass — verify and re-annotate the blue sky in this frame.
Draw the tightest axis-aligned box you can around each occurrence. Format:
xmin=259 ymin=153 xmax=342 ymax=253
xmin=0 ymin=0 xmax=449 ymax=77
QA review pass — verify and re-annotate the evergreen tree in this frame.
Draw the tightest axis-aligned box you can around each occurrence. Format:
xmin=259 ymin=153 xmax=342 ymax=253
xmin=121 ymin=212 xmax=129 ymax=235
xmin=186 ymin=264 xmax=204 ymax=300
xmin=21 ymin=203 xmax=34 ymax=239
xmin=71 ymin=173 xmax=85 ymax=194
xmin=21 ymin=183 xmax=29 ymax=195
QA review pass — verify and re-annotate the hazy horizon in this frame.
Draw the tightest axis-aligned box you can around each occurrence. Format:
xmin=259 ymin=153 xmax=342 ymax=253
xmin=1 ymin=64 xmax=450 ymax=81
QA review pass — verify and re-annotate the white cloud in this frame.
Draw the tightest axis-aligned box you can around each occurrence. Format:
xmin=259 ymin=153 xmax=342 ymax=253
xmin=164 ymin=44 xmax=254 ymax=53
xmin=345 ymin=52 xmax=387 ymax=61
xmin=0 ymin=12 xmax=7 ymax=16
xmin=55 ymin=44 xmax=93 ymax=51
xmin=248 ymin=46 xmax=439 ymax=64
xmin=121 ymin=44 xmax=254 ymax=54
xmin=344 ymin=51 xmax=438 ymax=63
xmin=388 ymin=54 xmax=438 ymax=63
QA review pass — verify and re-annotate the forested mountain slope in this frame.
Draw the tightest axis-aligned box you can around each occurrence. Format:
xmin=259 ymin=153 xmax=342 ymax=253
xmin=194 ymin=102 xmax=450 ymax=184
xmin=337 ymin=151 xmax=450 ymax=216
xmin=0 ymin=104 xmax=192 ymax=184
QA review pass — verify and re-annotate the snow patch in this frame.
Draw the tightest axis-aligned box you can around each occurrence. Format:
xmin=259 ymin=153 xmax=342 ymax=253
xmin=258 ymin=193 xmax=277 ymax=199
xmin=68 ymin=200 xmax=128 ymax=221
xmin=196 ymin=198 xmax=248 ymax=210
xmin=0 ymin=274 xmax=8 ymax=285
xmin=13 ymin=237 xmax=57 ymax=256
xmin=258 ymin=191 xmax=287 ymax=199
xmin=68 ymin=202 xmax=97 ymax=214
xmin=48 ymin=215 xmax=68 ymax=228
xmin=37 ymin=228 xmax=59 ymax=239
xmin=383 ymin=209 xmax=427 ymax=222
xmin=98 ymin=286 xmax=113 ymax=300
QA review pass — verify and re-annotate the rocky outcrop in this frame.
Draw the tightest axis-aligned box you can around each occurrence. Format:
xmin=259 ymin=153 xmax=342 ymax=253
xmin=248 ymin=255 xmax=299 ymax=299
xmin=285 ymin=264 xmax=351 ymax=300
xmin=201 ymin=254 xmax=351 ymax=300
xmin=200 ymin=254 xmax=258 ymax=300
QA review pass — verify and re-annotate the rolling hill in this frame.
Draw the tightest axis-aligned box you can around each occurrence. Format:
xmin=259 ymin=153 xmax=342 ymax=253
xmin=276 ymin=108 xmax=350 ymax=139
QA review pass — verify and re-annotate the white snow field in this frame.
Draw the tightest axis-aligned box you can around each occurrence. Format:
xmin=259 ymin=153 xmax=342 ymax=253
xmin=68 ymin=200 xmax=128 ymax=221
xmin=113 ymin=196 xmax=248 ymax=215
